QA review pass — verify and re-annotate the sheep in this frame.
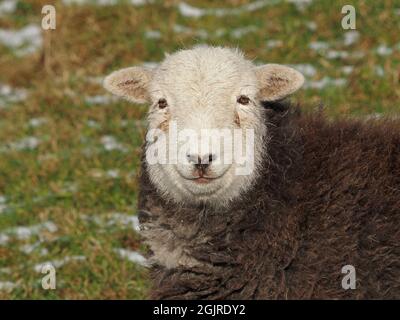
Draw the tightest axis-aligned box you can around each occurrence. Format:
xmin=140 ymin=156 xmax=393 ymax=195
xmin=104 ymin=45 xmax=400 ymax=299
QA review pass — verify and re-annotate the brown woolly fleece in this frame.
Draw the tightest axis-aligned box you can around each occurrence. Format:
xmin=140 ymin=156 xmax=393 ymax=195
xmin=138 ymin=104 xmax=400 ymax=299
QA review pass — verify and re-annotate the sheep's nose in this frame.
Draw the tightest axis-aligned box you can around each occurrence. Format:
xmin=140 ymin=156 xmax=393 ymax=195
xmin=186 ymin=153 xmax=216 ymax=169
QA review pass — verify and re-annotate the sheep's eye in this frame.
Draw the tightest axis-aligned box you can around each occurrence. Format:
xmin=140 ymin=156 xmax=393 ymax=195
xmin=158 ymin=99 xmax=168 ymax=109
xmin=237 ymin=95 xmax=250 ymax=105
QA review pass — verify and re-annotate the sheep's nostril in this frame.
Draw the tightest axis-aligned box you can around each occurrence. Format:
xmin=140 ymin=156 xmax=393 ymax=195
xmin=208 ymin=154 xmax=216 ymax=163
xmin=195 ymin=163 xmax=209 ymax=173
xmin=187 ymin=153 xmax=216 ymax=173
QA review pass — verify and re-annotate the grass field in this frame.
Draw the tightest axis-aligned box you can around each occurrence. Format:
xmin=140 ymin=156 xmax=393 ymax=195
xmin=0 ymin=0 xmax=399 ymax=299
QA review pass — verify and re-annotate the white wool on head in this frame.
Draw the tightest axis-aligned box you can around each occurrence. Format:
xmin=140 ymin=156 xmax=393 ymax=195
xmin=104 ymin=45 xmax=304 ymax=208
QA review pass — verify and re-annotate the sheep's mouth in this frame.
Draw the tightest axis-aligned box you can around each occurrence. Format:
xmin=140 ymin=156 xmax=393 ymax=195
xmin=192 ymin=177 xmax=217 ymax=184
xmin=174 ymin=166 xmax=229 ymax=186
xmin=181 ymin=175 xmax=222 ymax=185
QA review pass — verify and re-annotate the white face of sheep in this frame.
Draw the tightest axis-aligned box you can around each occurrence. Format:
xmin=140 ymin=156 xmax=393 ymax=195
xmin=104 ymin=47 xmax=304 ymax=207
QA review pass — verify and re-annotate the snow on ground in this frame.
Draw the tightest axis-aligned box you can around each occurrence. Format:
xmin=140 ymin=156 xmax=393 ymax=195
xmin=178 ymin=0 xmax=282 ymax=18
xmin=0 ymin=196 xmax=7 ymax=214
xmin=82 ymin=212 xmax=140 ymax=232
xmin=34 ymin=256 xmax=86 ymax=272
xmin=63 ymin=0 xmax=153 ymax=5
xmin=343 ymin=31 xmax=360 ymax=46
xmin=7 ymin=136 xmax=41 ymax=151
xmin=309 ymin=41 xmax=330 ymax=52
xmin=84 ymin=94 xmax=119 ymax=105
xmin=266 ymin=39 xmax=283 ymax=48
xmin=341 ymin=66 xmax=354 ymax=75
xmin=304 ymin=77 xmax=347 ymax=89
xmin=173 ymin=24 xmax=208 ymax=39
xmin=28 ymin=117 xmax=48 ymax=128
xmin=374 ymin=66 xmax=385 ymax=77
xmin=100 ymin=135 xmax=128 ymax=153
xmin=0 ymin=0 xmax=17 ymax=16
xmin=114 ymin=248 xmax=148 ymax=267
xmin=0 ymin=221 xmax=58 ymax=246
xmin=0 ymin=24 xmax=42 ymax=56
xmin=0 ymin=281 xmax=17 ymax=292
xmin=144 ymin=29 xmax=162 ymax=39
xmin=0 ymin=83 xmax=28 ymax=108
xmin=376 ymin=44 xmax=393 ymax=56
xmin=290 ymin=64 xmax=317 ymax=78
xmin=19 ymin=241 xmax=49 ymax=256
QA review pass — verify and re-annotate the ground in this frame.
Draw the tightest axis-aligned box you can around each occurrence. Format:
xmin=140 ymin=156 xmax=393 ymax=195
xmin=0 ymin=0 xmax=399 ymax=299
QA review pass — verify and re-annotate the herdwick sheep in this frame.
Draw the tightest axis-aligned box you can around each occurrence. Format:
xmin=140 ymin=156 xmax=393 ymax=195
xmin=104 ymin=45 xmax=400 ymax=299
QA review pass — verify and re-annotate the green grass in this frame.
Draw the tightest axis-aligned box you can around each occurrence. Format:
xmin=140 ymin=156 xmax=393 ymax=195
xmin=0 ymin=0 xmax=399 ymax=299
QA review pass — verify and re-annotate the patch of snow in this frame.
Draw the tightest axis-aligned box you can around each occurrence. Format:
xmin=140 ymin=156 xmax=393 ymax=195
xmin=304 ymin=77 xmax=347 ymax=89
xmin=82 ymin=212 xmax=140 ymax=232
xmin=376 ymin=44 xmax=393 ymax=56
xmin=0 ymin=196 xmax=7 ymax=214
xmin=324 ymin=49 xmax=364 ymax=60
xmin=28 ymin=117 xmax=47 ymax=128
xmin=114 ymin=248 xmax=148 ymax=267
xmin=100 ymin=135 xmax=128 ymax=152
xmin=86 ymin=119 xmax=101 ymax=128
xmin=11 ymin=221 xmax=58 ymax=240
xmin=266 ymin=39 xmax=283 ymax=48
xmin=34 ymin=256 xmax=86 ymax=272
xmin=19 ymin=241 xmax=48 ymax=255
xmin=309 ymin=41 xmax=329 ymax=52
xmin=0 ymin=83 xmax=28 ymax=106
xmin=305 ymin=21 xmax=317 ymax=31
xmin=178 ymin=2 xmax=204 ymax=18
xmin=0 ymin=24 xmax=42 ymax=56
xmin=63 ymin=0 xmax=153 ymax=5
xmin=290 ymin=64 xmax=317 ymax=77
xmin=0 ymin=221 xmax=57 ymax=246
xmin=341 ymin=66 xmax=354 ymax=75
xmin=144 ymin=30 xmax=162 ymax=39
xmin=343 ymin=30 xmax=360 ymax=46
xmin=84 ymin=95 xmax=118 ymax=105
xmin=0 ymin=233 xmax=9 ymax=245
xmin=172 ymin=24 xmax=208 ymax=39
xmin=108 ymin=212 xmax=140 ymax=231
xmin=325 ymin=50 xmax=349 ymax=59
xmin=10 ymin=136 xmax=40 ymax=151
xmin=0 ymin=267 xmax=11 ymax=274
xmin=231 ymin=26 xmax=258 ymax=38
xmin=178 ymin=0 xmax=280 ymax=18
xmin=287 ymin=0 xmax=312 ymax=11
xmin=106 ymin=169 xmax=120 ymax=178
xmin=0 ymin=0 xmax=17 ymax=16
xmin=0 ymin=204 xmax=7 ymax=214
xmin=374 ymin=66 xmax=385 ymax=77
xmin=0 ymin=281 xmax=16 ymax=292
xmin=59 ymin=182 xmax=78 ymax=194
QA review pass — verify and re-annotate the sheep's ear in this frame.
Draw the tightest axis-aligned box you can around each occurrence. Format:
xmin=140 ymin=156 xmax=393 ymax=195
xmin=103 ymin=67 xmax=152 ymax=104
xmin=255 ymin=64 xmax=304 ymax=101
